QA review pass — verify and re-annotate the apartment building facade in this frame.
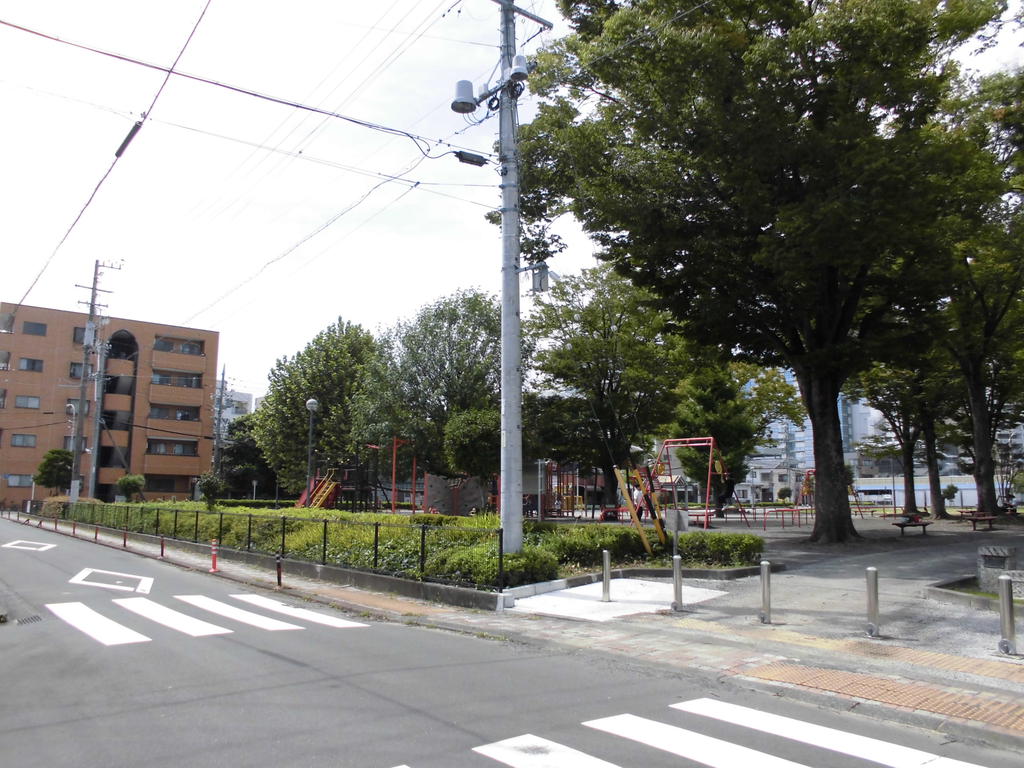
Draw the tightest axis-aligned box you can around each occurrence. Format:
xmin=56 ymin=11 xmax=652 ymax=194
xmin=0 ymin=302 xmax=218 ymax=506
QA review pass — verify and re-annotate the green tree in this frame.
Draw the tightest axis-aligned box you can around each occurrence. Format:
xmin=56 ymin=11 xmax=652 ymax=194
xmin=221 ymin=413 xmax=279 ymax=499
xmin=519 ymin=0 xmax=1005 ymax=541
xmin=671 ymin=350 xmax=803 ymax=510
xmin=34 ymin=448 xmax=73 ymax=494
xmin=196 ymin=472 xmax=226 ymax=512
xmin=353 ymin=290 xmax=501 ymax=478
xmin=526 ymin=264 xmax=687 ymax=504
xmin=940 ymin=69 xmax=1024 ymax=515
xmin=115 ymin=474 xmax=146 ymax=502
xmin=253 ymin=319 xmax=377 ymax=493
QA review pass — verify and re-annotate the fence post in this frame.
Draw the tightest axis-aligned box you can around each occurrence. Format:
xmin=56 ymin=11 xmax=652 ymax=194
xmin=280 ymin=516 xmax=286 ymax=556
xmin=998 ymin=574 xmax=1017 ymax=655
xmin=672 ymin=554 xmax=683 ymax=611
xmin=419 ymin=524 xmax=427 ymax=574
xmin=218 ymin=512 xmax=223 ymax=546
xmin=759 ymin=561 xmax=771 ymax=624
xmin=193 ymin=510 xmax=199 ymax=543
xmin=155 ymin=508 xmax=161 ymax=536
xmin=173 ymin=508 xmax=179 ymax=540
xmin=321 ymin=519 xmax=328 ymax=565
xmin=373 ymin=522 xmax=380 ymax=568
xmin=246 ymin=514 xmax=252 ymax=552
xmin=866 ymin=566 xmax=880 ymax=637
xmin=601 ymin=549 xmax=611 ymax=602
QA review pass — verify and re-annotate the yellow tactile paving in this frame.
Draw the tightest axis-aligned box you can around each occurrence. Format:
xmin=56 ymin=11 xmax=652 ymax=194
xmin=744 ymin=662 xmax=1024 ymax=731
xmin=674 ymin=617 xmax=1024 ymax=682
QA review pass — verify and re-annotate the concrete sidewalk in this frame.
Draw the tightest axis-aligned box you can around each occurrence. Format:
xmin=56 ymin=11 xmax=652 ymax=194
xmin=5 ymin=511 xmax=1023 ymax=751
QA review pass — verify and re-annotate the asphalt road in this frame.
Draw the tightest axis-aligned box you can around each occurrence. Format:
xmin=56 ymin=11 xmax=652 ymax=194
xmin=0 ymin=518 xmax=1018 ymax=768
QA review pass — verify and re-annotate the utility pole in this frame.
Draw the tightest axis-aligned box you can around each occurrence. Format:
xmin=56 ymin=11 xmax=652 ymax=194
xmin=86 ymin=337 xmax=108 ymax=499
xmin=71 ymin=260 xmax=116 ymax=502
xmin=450 ymin=1 xmax=551 ymax=553
xmin=213 ymin=366 xmax=226 ymax=476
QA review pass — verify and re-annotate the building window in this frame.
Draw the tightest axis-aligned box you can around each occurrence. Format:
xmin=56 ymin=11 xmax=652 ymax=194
xmin=153 ymin=371 xmax=202 ymax=388
xmin=63 ymin=436 xmax=87 ymax=452
xmin=180 ymin=341 xmax=203 ymax=355
xmin=18 ymin=358 xmax=44 ymax=372
xmin=22 ymin=321 xmax=47 ymax=336
xmin=0 ymin=388 xmax=6 ymax=408
xmin=73 ymin=326 xmax=87 ymax=344
xmin=69 ymin=362 xmax=93 ymax=379
xmin=778 ymin=474 xmax=787 ymax=483
xmin=11 ymin=433 xmax=36 ymax=447
xmin=154 ymin=337 xmax=174 ymax=352
xmin=146 ymin=476 xmax=177 ymax=493
xmin=0 ymin=351 xmax=9 ymax=370
xmin=67 ymin=398 xmax=90 ymax=416
xmin=147 ymin=439 xmax=198 ymax=457
xmin=7 ymin=474 xmax=34 ymax=487
xmin=15 ymin=395 xmax=40 ymax=409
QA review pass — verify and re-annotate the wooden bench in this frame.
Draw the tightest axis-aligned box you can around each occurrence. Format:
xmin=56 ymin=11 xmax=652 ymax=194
xmin=892 ymin=520 xmax=932 ymax=535
xmin=962 ymin=514 xmax=997 ymax=531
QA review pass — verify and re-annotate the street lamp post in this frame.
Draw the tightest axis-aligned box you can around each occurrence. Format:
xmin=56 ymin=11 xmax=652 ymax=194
xmin=305 ymin=398 xmax=319 ymax=507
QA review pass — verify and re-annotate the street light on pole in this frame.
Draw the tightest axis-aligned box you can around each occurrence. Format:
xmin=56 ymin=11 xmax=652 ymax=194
xmin=449 ymin=0 xmax=552 ymax=554
xmin=305 ymin=398 xmax=319 ymax=507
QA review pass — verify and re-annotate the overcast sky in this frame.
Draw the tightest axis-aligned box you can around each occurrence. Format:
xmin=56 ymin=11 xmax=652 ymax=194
xmin=1 ymin=1 xmax=1019 ymax=398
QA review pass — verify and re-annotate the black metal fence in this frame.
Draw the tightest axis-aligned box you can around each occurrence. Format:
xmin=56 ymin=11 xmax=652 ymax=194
xmin=22 ymin=501 xmax=504 ymax=590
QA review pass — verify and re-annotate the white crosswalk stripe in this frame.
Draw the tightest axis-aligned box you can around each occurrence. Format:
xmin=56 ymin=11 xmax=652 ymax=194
xmin=230 ymin=593 xmax=368 ymax=627
xmin=464 ymin=699 xmax=993 ymax=768
xmin=672 ymin=698 xmax=990 ymax=768
xmin=113 ymin=597 xmax=232 ymax=637
xmin=473 ymin=734 xmax=621 ymax=768
xmin=46 ymin=602 xmax=151 ymax=646
xmin=173 ymin=595 xmax=304 ymax=630
xmin=44 ymin=594 xmax=369 ymax=646
xmin=584 ymin=713 xmax=812 ymax=768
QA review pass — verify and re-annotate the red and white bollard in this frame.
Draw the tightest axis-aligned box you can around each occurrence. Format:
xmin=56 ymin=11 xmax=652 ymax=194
xmin=72 ymin=520 xmax=77 ymax=536
xmin=209 ymin=539 xmax=219 ymax=573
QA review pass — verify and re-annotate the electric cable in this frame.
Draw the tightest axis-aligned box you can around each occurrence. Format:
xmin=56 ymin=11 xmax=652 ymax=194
xmin=4 ymin=2 xmax=213 ymax=321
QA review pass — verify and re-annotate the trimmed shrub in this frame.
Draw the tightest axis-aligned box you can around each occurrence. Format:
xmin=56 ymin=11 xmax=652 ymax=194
xmin=674 ymin=531 xmax=762 ymax=567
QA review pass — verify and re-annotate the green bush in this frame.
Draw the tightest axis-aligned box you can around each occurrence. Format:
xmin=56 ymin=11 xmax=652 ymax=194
xmin=674 ymin=531 xmax=762 ymax=567
xmin=219 ymin=499 xmax=295 ymax=509
xmin=538 ymin=524 xmax=648 ymax=567
xmin=425 ymin=542 xmax=557 ymax=587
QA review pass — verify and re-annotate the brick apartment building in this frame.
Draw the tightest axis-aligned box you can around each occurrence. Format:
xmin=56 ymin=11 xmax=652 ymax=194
xmin=0 ymin=302 xmax=218 ymax=506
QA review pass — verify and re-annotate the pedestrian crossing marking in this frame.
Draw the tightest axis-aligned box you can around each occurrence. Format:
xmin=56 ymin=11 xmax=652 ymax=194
xmin=672 ymin=698 xmax=989 ymax=768
xmin=473 ymin=734 xmax=621 ymax=768
xmin=231 ymin=594 xmax=368 ymax=628
xmin=46 ymin=602 xmax=151 ymax=646
xmin=174 ymin=595 xmax=303 ymax=630
xmin=113 ymin=597 xmax=232 ymax=637
xmin=583 ymin=713 xmax=812 ymax=768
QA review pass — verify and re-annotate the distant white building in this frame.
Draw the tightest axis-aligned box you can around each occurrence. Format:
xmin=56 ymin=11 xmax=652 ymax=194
xmin=214 ymin=384 xmax=253 ymax=440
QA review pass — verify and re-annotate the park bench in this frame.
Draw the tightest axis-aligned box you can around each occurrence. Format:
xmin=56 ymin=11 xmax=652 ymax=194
xmin=892 ymin=520 xmax=932 ymax=535
xmin=962 ymin=513 xmax=997 ymax=531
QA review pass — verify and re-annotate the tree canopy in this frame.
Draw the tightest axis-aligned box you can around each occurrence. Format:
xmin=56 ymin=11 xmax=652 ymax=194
xmin=526 ymin=264 xmax=688 ymax=502
xmin=34 ymin=448 xmax=73 ymax=493
xmin=352 ymin=290 xmax=502 ymax=478
xmin=520 ymin=0 xmax=1008 ymax=540
xmin=253 ymin=319 xmax=377 ymax=493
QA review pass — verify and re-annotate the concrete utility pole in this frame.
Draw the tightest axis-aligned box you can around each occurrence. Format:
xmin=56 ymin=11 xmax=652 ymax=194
xmin=86 ymin=336 xmax=108 ymax=499
xmin=450 ymin=1 xmax=550 ymax=552
xmin=71 ymin=260 xmax=115 ymax=502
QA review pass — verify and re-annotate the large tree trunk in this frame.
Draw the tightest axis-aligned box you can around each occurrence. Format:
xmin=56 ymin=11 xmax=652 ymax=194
xmin=921 ymin=416 xmax=949 ymax=518
xmin=797 ymin=370 xmax=859 ymax=542
xmin=601 ymin=464 xmax=619 ymax=507
xmin=965 ymin=376 xmax=999 ymax=515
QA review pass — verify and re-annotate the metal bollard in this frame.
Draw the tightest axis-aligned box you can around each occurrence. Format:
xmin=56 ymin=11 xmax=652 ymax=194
xmin=998 ymin=574 xmax=1017 ymax=655
xmin=159 ymin=535 xmax=165 ymax=559
xmin=759 ymin=560 xmax=771 ymax=624
xmin=122 ymin=529 xmax=127 ymax=548
xmin=672 ymin=554 xmax=683 ymax=611
xmin=276 ymin=552 xmax=283 ymax=588
xmin=601 ymin=549 xmax=611 ymax=602
xmin=72 ymin=520 xmax=77 ymax=536
xmin=866 ymin=567 xmax=880 ymax=637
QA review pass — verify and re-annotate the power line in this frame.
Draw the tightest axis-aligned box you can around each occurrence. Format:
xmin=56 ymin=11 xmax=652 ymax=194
xmin=4 ymin=2 xmax=213 ymax=319
xmin=0 ymin=17 xmax=492 ymax=159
